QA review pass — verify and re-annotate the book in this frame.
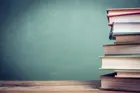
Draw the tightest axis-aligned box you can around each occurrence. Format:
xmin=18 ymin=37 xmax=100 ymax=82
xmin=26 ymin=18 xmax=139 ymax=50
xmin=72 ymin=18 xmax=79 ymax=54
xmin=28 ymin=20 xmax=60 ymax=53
xmin=100 ymin=72 xmax=140 ymax=92
xmin=114 ymin=41 xmax=140 ymax=44
xmin=107 ymin=12 xmax=140 ymax=26
xmin=107 ymin=8 xmax=140 ymax=15
xmin=114 ymin=70 xmax=140 ymax=78
xmin=103 ymin=43 xmax=140 ymax=56
xmin=109 ymin=22 xmax=140 ymax=40
xmin=113 ymin=22 xmax=140 ymax=35
xmin=115 ymin=35 xmax=140 ymax=44
xmin=100 ymin=56 xmax=140 ymax=69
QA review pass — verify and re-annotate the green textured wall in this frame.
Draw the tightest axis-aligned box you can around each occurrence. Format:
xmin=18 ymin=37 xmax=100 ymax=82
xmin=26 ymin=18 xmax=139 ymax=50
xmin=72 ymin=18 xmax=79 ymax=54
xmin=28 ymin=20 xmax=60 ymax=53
xmin=0 ymin=0 xmax=140 ymax=80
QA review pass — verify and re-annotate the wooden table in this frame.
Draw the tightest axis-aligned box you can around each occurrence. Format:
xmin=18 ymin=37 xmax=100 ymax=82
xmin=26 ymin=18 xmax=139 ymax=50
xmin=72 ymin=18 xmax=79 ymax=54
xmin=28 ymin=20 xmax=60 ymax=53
xmin=0 ymin=80 xmax=137 ymax=93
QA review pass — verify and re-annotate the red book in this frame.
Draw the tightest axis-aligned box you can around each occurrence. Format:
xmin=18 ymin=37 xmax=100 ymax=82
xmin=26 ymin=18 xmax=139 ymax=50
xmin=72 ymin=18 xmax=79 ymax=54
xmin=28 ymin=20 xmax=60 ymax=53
xmin=106 ymin=8 xmax=140 ymax=26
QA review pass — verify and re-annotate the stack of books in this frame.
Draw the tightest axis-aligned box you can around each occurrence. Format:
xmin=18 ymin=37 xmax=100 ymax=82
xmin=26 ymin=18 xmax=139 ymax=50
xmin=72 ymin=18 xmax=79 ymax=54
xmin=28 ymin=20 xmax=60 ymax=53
xmin=100 ymin=8 xmax=140 ymax=92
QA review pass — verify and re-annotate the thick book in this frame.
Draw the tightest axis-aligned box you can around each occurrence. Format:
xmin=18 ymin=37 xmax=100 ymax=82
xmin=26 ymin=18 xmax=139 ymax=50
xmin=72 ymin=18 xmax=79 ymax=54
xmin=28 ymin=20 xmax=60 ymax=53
xmin=103 ymin=43 xmax=140 ymax=56
xmin=109 ymin=22 xmax=140 ymax=40
xmin=100 ymin=56 xmax=140 ymax=69
xmin=100 ymin=72 xmax=140 ymax=92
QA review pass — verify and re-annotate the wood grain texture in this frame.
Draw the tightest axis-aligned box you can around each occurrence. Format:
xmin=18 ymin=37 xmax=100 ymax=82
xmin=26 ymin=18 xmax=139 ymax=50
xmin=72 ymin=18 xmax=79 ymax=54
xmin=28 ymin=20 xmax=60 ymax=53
xmin=0 ymin=81 xmax=136 ymax=93
xmin=0 ymin=80 xmax=100 ymax=87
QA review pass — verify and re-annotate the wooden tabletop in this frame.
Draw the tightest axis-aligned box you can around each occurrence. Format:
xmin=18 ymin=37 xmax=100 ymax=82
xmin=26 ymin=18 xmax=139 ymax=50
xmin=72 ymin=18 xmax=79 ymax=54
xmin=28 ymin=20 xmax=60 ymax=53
xmin=0 ymin=80 xmax=137 ymax=93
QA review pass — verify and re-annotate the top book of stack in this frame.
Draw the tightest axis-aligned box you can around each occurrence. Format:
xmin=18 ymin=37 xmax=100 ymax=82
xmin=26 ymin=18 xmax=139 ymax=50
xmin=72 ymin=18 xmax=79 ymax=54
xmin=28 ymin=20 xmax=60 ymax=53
xmin=107 ymin=8 xmax=140 ymax=43
xmin=107 ymin=8 xmax=140 ymax=26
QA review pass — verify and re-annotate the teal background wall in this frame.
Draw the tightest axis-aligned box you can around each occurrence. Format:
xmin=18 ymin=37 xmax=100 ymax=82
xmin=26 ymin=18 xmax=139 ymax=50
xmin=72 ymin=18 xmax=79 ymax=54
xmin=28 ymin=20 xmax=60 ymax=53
xmin=0 ymin=0 xmax=140 ymax=80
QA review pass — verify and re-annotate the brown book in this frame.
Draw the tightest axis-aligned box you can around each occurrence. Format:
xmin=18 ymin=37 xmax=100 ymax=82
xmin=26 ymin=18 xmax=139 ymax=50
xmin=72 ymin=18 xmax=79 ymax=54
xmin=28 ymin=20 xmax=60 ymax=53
xmin=115 ymin=35 xmax=140 ymax=43
xmin=114 ymin=41 xmax=140 ymax=44
xmin=103 ymin=43 xmax=140 ymax=56
xmin=100 ymin=72 xmax=140 ymax=92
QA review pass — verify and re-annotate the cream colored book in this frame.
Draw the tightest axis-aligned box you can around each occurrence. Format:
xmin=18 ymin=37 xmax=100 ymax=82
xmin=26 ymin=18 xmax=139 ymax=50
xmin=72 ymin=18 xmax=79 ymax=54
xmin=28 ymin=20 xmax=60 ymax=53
xmin=114 ymin=70 xmax=140 ymax=78
xmin=100 ymin=56 xmax=140 ymax=69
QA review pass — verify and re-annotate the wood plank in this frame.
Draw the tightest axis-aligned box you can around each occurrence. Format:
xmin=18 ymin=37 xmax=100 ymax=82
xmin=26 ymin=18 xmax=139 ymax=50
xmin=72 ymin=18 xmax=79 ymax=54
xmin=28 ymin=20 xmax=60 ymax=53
xmin=0 ymin=80 xmax=99 ymax=86
xmin=0 ymin=81 xmax=134 ymax=93
xmin=0 ymin=91 xmax=135 ymax=93
xmin=0 ymin=89 xmax=135 ymax=93
xmin=0 ymin=85 xmax=97 ymax=91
